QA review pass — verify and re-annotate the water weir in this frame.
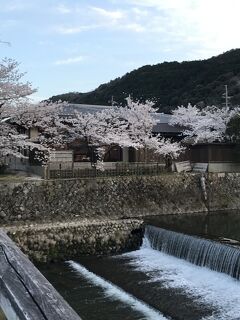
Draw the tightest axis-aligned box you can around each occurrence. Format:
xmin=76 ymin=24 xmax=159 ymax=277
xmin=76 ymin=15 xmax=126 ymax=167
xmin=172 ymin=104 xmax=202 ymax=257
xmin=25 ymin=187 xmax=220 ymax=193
xmin=145 ymin=225 xmax=240 ymax=279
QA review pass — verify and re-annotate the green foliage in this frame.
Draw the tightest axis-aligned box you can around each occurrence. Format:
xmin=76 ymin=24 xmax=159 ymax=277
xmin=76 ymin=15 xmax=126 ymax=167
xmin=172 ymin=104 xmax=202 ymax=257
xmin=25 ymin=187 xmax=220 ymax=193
xmin=50 ymin=49 xmax=240 ymax=113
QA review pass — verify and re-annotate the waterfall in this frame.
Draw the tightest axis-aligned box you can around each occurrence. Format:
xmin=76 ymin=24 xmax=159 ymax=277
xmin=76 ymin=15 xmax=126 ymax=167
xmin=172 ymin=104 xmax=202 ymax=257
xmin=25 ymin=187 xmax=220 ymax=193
xmin=144 ymin=225 xmax=240 ymax=279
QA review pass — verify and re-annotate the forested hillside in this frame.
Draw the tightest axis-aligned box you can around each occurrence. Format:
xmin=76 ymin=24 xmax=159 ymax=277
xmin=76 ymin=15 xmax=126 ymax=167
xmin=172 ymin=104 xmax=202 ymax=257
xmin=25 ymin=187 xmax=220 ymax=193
xmin=50 ymin=49 xmax=240 ymax=113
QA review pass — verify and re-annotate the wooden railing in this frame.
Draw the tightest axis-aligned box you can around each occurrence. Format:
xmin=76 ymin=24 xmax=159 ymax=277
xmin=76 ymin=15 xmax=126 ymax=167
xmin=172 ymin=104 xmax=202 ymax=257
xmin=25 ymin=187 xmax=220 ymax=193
xmin=45 ymin=162 xmax=166 ymax=179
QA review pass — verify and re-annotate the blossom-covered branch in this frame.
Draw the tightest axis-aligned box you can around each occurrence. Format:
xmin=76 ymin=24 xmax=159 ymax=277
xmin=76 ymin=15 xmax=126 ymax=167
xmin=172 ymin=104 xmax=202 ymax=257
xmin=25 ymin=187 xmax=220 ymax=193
xmin=0 ymin=58 xmax=36 ymax=109
xmin=170 ymin=104 xmax=240 ymax=144
xmin=63 ymin=98 xmax=185 ymax=164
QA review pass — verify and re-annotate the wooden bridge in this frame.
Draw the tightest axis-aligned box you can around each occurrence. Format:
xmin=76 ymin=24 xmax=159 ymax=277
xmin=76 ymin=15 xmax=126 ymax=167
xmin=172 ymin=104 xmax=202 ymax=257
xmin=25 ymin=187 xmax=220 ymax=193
xmin=0 ymin=230 xmax=81 ymax=320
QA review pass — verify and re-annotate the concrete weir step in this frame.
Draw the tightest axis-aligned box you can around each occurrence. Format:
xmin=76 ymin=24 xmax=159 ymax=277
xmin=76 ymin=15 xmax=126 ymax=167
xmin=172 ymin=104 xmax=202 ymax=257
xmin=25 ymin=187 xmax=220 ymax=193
xmin=0 ymin=230 xmax=81 ymax=320
xmin=4 ymin=219 xmax=144 ymax=263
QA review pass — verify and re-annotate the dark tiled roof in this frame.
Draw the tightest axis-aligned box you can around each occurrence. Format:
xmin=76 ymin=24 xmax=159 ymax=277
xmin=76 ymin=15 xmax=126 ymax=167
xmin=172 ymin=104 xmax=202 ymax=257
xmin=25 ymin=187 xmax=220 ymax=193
xmin=62 ymin=103 xmax=111 ymax=115
xmin=152 ymin=122 xmax=182 ymax=134
xmin=62 ymin=104 xmax=183 ymax=134
xmin=152 ymin=113 xmax=182 ymax=133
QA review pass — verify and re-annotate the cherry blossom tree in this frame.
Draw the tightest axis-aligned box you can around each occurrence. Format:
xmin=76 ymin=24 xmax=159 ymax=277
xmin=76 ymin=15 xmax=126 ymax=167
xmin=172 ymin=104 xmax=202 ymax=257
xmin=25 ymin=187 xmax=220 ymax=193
xmin=0 ymin=102 xmax=65 ymax=166
xmin=0 ymin=58 xmax=66 ymax=165
xmin=0 ymin=57 xmax=184 ymax=170
xmin=64 ymin=98 xmax=185 ymax=167
xmin=0 ymin=58 xmax=36 ymax=109
xmin=117 ymin=98 xmax=184 ymax=158
xmin=0 ymin=58 xmax=35 ymax=165
xmin=170 ymin=104 xmax=240 ymax=144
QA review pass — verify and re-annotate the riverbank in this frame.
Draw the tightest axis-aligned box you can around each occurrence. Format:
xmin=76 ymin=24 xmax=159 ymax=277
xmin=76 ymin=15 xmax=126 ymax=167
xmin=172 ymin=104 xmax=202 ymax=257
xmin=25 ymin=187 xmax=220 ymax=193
xmin=2 ymin=172 xmax=240 ymax=262
xmin=0 ymin=173 xmax=207 ymax=224
xmin=2 ymin=172 xmax=240 ymax=224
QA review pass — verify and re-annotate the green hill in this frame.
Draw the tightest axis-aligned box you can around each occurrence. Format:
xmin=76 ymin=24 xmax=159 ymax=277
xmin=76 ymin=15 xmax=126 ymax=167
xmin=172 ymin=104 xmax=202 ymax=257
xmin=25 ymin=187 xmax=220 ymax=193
xmin=50 ymin=49 xmax=240 ymax=113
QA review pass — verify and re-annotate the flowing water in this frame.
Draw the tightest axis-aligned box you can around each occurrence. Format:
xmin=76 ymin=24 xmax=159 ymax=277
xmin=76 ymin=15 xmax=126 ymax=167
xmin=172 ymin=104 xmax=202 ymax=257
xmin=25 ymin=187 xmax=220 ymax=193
xmin=145 ymin=225 xmax=240 ymax=279
xmin=39 ymin=212 xmax=240 ymax=320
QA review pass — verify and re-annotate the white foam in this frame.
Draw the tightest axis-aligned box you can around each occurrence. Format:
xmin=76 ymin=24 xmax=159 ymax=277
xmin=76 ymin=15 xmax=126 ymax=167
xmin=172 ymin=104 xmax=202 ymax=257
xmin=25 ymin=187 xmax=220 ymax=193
xmin=123 ymin=247 xmax=240 ymax=320
xmin=68 ymin=260 xmax=167 ymax=320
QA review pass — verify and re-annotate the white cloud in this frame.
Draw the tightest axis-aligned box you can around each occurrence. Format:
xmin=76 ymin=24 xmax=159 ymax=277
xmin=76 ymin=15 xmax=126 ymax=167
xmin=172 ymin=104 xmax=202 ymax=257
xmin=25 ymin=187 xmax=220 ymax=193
xmin=54 ymin=56 xmax=85 ymax=65
xmin=54 ymin=5 xmax=146 ymax=34
xmin=56 ymin=4 xmax=72 ymax=14
xmin=52 ymin=0 xmax=240 ymax=59
xmin=132 ymin=7 xmax=149 ymax=19
xmin=55 ymin=25 xmax=96 ymax=34
xmin=38 ymin=40 xmax=54 ymax=46
xmin=124 ymin=0 xmax=193 ymax=10
xmin=0 ymin=19 xmax=19 ymax=30
xmin=90 ymin=6 xmax=125 ymax=21
xmin=0 ymin=0 xmax=34 ymax=12
xmin=117 ymin=0 xmax=240 ymax=58
xmin=124 ymin=23 xmax=145 ymax=32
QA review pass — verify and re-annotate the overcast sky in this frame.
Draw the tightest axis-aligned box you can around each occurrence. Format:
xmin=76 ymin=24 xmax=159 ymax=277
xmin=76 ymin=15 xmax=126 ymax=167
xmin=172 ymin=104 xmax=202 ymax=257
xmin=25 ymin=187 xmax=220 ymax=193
xmin=0 ymin=0 xmax=240 ymax=101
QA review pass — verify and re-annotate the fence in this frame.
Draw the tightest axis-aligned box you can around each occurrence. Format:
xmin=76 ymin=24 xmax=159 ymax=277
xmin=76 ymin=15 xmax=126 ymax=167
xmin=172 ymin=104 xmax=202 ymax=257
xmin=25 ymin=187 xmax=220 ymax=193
xmin=45 ymin=162 xmax=166 ymax=179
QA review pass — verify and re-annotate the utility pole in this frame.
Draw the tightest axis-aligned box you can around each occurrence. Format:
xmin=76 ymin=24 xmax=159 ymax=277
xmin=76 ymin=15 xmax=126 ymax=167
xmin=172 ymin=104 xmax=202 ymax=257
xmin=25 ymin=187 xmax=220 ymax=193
xmin=111 ymin=96 xmax=115 ymax=106
xmin=223 ymin=85 xmax=231 ymax=107
xmin=225 ymin=85 xmax=229 ymax=107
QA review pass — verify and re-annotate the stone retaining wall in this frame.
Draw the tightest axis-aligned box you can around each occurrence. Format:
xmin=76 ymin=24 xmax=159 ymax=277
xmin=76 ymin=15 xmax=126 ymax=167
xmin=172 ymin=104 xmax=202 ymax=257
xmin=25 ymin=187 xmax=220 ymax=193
xmin=208 ymin=173 xmax=240 ymax=211
xmin=1 ymin=173 xmax=240 ymax=262
xmin=0 ymin=174 xmax=207 ymax=224
xmin=4 ymin=219 xmax=143 ymax=263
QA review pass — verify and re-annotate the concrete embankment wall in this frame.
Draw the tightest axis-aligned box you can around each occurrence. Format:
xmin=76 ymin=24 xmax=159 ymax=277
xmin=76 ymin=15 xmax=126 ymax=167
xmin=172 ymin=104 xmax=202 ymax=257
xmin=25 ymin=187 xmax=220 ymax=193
xmin=0 ymin=174 xmax=208 ymax=224
xmin=4 ymin=219 xmax=143 ymax=263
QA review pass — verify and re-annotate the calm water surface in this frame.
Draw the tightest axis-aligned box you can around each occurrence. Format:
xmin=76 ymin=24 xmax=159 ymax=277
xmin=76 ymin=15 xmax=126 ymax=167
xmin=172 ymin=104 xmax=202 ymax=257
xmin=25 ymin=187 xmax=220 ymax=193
xmin=144 ymin=211 xmax=240 ymax=242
